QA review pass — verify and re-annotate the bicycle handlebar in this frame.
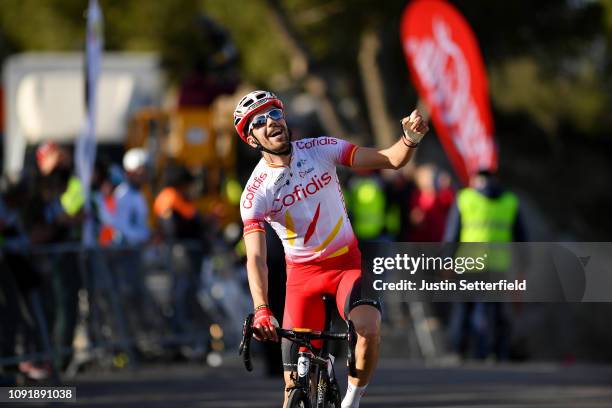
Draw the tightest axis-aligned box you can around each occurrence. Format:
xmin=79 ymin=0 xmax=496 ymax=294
xmin=239 ymin=313 xmax=357 ymax=376
xmin=238 ymin=313 xmax=254 ymax=371
xmin=275 ymin=327 xmax=349 ymax=341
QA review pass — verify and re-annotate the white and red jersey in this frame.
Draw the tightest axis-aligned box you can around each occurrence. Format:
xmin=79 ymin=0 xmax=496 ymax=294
xmin=241 ymin=137 xmax=359 ymax=265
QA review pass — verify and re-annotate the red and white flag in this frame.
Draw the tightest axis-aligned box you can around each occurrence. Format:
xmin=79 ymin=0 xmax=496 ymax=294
xmin=401 ymin=0 xmax=497 ymax=184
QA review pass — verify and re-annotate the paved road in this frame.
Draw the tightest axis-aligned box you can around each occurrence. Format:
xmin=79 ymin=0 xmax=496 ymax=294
xmin=46 ymin=358 xmax=612 ymax=407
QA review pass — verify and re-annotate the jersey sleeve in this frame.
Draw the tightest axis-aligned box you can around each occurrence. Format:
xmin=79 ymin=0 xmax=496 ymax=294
xmin=314 ymin=137 xmax=358 ymax=167
xmin=240 ymin=185 xmax=267 ymax=237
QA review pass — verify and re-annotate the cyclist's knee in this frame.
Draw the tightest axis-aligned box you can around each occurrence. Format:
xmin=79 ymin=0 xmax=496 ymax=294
xmin=356 ymin=321 xmax=381 ymax=344
xmin=350 ymin=305 xmax=381 ymax=342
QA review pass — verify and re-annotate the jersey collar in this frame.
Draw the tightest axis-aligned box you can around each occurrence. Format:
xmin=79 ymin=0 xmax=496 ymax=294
xmin=264 ymin=152 xmax=293 ymax=168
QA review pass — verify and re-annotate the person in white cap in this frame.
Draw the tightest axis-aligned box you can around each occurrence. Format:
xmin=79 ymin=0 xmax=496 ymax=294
xmin=113 ymin=148 xmax=151 ymax=245
xmin=110 ymin=148 xmax=153 ymax=340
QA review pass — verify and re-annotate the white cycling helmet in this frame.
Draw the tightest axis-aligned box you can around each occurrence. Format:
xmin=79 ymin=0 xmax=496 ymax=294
xmin=233 ymin=90 xmax=284 ymax=143
xmin=123 ymin=148 xmax=149 ymax=172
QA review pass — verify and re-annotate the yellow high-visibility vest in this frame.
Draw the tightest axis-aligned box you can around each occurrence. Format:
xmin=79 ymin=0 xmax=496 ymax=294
xmin=60 ymin=176 xmax=85 ymax=216
xmin=456 ymin=188 xmax=518 ymax=271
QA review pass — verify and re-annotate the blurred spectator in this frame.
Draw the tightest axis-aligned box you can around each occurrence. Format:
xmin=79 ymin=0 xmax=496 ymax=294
xmin=345 ymin=170 xmax=398 ymax=241
xmin=407 ymin=164 xmax=455 ymax=242
xmin=0 ymin=175 xmax=50 ymax=380
xmin=382 ymin=166 xmax=415 ymax=241
xmin=435 ymin=168 xmax=455 ymax=216
xmin=85 ymin=160 xmax=124 ymax=352
xmin=113 ymin=148 xmax=151 ymax=245
xmin=25 ymin=142 xmax=84 ymax=370
xmin=91 ymin=160 xmax=119 ymax=246
xmin=0 ymin=175 xmax=30 ymax=252
xmin=29 ymin=142 xmax=85 ymax=242
xmin=444 ymin=169 xmax=526 ymax=361
xmin=154 ymin=164 xmax=203 ymax=242
xmin=108 ymin=148 xmax=153 ymax=347
xmin=153 ymin=164 xmax=211 ymax=339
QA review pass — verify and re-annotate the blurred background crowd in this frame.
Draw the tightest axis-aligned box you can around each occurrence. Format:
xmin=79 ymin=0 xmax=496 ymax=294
xmin=1 ymin=0 xmax=612 ymax=384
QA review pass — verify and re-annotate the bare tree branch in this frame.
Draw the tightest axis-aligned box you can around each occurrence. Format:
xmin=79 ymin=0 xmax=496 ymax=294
xmin=358 ymin=29 xmax=396 ymax=148
xmin=264 ymin=0 xmax=354 ymax=140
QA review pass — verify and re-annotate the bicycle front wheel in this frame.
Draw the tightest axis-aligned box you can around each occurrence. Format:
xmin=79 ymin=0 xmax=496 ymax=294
xmin=326 ymin=382 xmax=341 ymax=408
xmin=287 ymin=388 xmax=312 ymax=408
xmin=318 ymin=370 xmax=341 ymax=408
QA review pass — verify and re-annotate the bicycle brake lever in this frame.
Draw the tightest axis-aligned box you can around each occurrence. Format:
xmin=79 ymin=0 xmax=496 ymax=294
xmin=239 ymin=314 xmax=254 ymax=372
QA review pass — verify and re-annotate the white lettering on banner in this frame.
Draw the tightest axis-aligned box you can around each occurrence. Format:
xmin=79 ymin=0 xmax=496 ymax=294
xmin=405 ymin=18 xmax=494 ymax=174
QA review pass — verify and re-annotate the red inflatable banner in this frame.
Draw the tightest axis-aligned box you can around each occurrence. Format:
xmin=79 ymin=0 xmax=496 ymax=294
xmin=400 ymin=0 xmax=497 ymax=184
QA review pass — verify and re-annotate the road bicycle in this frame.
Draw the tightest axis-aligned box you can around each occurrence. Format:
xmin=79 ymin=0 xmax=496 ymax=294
xmin=239 ymin=298 xmax=357 ymax=408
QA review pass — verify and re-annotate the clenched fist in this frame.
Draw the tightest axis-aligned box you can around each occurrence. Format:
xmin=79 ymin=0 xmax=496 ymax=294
xmin=401 ymin=110 xmax=429 ymax=145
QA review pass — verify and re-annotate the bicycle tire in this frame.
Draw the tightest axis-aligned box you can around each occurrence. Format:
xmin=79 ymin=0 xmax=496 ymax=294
xmin=287 ymin=388 xmax=312 ymax=408
xmin=316 ymin=368 xmax=341 ymax=408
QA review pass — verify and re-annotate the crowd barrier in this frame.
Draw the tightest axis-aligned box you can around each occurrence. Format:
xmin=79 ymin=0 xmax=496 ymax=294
xmin=0 ymin=240 xmax=252 ymax=379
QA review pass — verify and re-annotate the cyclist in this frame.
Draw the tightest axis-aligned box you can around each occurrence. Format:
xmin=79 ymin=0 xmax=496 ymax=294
xmin=236 ymin=90 xmax=428 ymax=408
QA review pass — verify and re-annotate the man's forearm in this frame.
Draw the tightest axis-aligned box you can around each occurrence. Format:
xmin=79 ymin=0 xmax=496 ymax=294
xmin=351 ymin=110 xmax=426 ymax=170
xmin=247 ymin=258 xmax=269 ymax=307
xmin=380 ymin=138 xmax=417 ymax=169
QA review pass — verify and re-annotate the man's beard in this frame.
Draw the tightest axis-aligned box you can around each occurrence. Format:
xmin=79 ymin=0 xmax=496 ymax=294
xmin=255 ymin=128 xmax=293 ymax=156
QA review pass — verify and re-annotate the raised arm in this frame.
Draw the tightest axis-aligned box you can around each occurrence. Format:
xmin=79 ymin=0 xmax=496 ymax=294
xmin=352 ymin=109 xmax=429 ymax=170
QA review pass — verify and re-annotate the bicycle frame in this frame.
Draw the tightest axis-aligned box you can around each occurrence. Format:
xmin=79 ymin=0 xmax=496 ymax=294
xmin=294 ymin=350 xmax=331 ymax=406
